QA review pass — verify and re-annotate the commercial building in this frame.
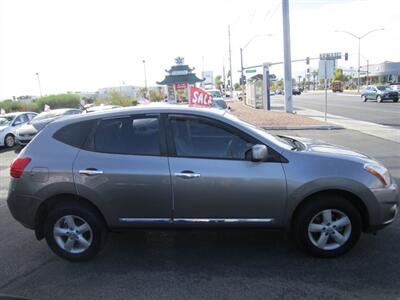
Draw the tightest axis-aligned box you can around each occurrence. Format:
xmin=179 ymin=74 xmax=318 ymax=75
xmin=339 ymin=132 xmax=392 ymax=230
xmin=360 ymin=61 xmax=400 ymax=84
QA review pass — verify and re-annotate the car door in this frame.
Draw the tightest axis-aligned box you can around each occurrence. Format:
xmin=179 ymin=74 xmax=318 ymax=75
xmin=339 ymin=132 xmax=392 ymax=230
xmin=73 ymin=114 xmax=173 ymax=227
xmin=370 ymin=87 xmax=377 ymax=99
xmin=166 ymin=114 xmax=287 ymax=227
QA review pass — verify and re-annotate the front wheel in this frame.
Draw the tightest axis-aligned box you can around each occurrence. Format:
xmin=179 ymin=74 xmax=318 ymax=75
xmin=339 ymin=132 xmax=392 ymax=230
xmin=293 ymin=195 xmax=362 ymax=258
xmin=44 ymin=203 xmax=107 ymax=261
xmin=362 ymin=95 xmax=367 ymax=102
xmin=393 ymin=98 xmax=398 ymax=103
xmin=377 ymin=95 xmax=383 ymax=103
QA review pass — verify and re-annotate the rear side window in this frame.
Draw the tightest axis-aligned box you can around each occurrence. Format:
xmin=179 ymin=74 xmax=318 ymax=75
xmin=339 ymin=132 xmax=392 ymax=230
xmin=53 ymin=120 xmax=96 ymax=148
xmin=94 ymin=116 xmax=161 ymax=156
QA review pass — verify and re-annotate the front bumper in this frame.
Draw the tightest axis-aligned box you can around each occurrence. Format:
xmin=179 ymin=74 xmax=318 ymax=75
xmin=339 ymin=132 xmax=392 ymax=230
xmin=367 ymin=182 xmax=400 ymax=231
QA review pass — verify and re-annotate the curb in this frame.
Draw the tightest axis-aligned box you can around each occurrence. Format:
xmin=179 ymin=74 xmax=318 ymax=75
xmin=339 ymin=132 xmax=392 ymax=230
xmin=263 ymin=125 xmax=344 ymax=130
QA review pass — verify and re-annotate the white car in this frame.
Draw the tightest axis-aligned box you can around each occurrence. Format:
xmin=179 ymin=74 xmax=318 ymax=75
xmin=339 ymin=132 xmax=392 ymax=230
xmin=0 ymin=112 xmax=37 ymax=147
xmin=207 ymin=89 xmax=224 ymax=101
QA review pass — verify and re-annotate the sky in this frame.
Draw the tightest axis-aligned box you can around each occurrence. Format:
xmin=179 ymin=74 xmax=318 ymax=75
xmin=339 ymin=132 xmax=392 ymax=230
xmin=0 ymin=0 xmax=399 ymax=99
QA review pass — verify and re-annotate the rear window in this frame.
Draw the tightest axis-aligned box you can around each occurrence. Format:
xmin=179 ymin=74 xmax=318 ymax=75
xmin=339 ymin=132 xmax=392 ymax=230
xmin=94 ymin=116 xmax=161 ymax=156
xmin=53 ymin=120 xmax=97 ymax=148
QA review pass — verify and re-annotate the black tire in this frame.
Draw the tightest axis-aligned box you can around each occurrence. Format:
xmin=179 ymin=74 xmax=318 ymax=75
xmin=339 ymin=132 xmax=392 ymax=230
xmin=292 ymin=194 xmax=362 ymax=258
xmin=362 ymin=95 xmax=367 ymax=102
xmin=377 ymin=95 xmax=383 ymax=103
xmin=44 ymin=202 xmax=107 ymax=262
xmin=393 ymin=98 xmax=398 ymax=103
xmin=4 ymin=134 xmax=15 ymax=148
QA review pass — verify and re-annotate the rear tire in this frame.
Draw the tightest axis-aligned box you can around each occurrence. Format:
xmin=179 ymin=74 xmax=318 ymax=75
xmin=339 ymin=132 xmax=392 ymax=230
xmin=362 ymin=95 xmax=367 ymax=102
xmin=292 ymin=194 xmax=362 ymax=258
xmin=44 ymin=202 xmax=107 ymax=262
xmin=393 ymin=98 xmax=398 ymax=103
xmin=4 ymin=134 xmax=15 ymax=148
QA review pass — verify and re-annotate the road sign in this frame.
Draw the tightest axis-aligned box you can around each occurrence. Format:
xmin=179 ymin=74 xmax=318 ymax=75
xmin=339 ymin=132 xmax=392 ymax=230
xmin=245 ymin=69 xmax=257 ymax=73
xmin=319 ymin=59 xmax=334 ymax=80
xmin=320 ymin=52 xmax=341 ymax=60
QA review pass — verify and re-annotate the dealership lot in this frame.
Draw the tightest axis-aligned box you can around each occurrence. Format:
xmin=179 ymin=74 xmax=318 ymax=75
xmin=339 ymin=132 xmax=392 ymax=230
xmin=0 ymin=129 xmax=399 ymax=299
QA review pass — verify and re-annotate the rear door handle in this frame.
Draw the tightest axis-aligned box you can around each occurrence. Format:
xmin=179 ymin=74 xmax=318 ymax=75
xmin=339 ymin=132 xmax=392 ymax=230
xmin=79 ymin=169 xmax=103 ymax=176
xmin=174 ymin=171 xmax=201 ymax=179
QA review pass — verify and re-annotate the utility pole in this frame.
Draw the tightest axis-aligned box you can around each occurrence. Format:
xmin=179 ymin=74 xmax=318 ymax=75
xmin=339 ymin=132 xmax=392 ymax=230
xmin=228 ymin=25 xmax=233 ymax=98
xmin=35 ymin=73 xmax=43 ymax=97
xmin=366 ymin=59 xmax=369 ymax=85
xmin=222 ymin=58 xmax=226 ymax=93
xmin=142 ymin=60 xmax=148 ymax=98
xmin=282 ymin=0 xmax=293 ymax=113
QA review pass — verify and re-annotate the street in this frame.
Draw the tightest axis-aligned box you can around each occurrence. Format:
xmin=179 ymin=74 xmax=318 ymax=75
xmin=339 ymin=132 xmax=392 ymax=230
xmin=272 ymin=92 xmax=400 ymax=127
xmin=1 ymin=129 xmax=400 ymax=300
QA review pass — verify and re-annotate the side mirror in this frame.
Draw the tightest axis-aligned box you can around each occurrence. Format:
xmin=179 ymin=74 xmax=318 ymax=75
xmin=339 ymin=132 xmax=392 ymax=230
xmin=251 ymin=144 xmax=268 ymax=162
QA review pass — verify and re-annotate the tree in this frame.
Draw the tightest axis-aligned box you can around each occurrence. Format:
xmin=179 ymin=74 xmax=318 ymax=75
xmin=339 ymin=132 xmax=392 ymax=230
xmin=215 ymin=75 xmax=223 ymax=90
xmin=234 ymin=83 xmax=241 ymax=91
xmin=333 ymin=68 xmax=346 ymax=82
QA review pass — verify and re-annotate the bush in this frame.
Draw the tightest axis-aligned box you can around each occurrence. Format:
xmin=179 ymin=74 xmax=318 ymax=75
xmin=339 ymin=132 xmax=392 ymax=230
xmin=95 ymin=91 xmax=138 ymax=107
xmin=0 ymin=100 xmax=38 ymax=113
xmin=34 ymin=94 xmax=80 ymax=110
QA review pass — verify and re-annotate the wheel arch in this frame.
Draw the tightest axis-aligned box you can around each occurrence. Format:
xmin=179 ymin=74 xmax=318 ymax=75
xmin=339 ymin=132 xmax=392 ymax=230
xmin=290 ymin=189 xmax=370 ymax=232
xmin=34 ymin=193 xmax=108 ymax=240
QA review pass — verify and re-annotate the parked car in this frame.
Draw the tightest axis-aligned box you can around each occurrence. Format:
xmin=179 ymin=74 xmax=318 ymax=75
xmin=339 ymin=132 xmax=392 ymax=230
xmin=389 ymin=82 xmax=400 ymax=92
xmin=84 ymin=105 xmax=122 ymax=113
xmin=212 ymin=99 xmax=230 ymax=111
xmin=7 ymin=105 xmax=399 ymax=261
xmin=0 ymin=112 xmax=37 ymax=148
xmin=275 ymin=89 xmax=283 ymax=95
xmin=361 ymin=85 xmax=399 ymax=102
xmin=15 ymin=108 xmax=82 ymax=146
xmin=207 ymin=89 xmax=223 ymax=101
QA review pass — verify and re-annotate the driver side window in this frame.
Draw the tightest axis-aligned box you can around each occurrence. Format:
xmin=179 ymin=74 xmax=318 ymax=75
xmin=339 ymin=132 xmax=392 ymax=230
xmin=170 ymin=116 xmax=253 ymax=160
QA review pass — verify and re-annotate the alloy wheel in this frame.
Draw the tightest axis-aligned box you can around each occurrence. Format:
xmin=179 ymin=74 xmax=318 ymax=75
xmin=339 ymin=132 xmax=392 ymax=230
xmin=307 ymin=209 xmax=352 ymax=251
xmin=5 ymin=135 xmax=15 ymax=147
xmin=53 ymin=215 xmax=93 ymax=254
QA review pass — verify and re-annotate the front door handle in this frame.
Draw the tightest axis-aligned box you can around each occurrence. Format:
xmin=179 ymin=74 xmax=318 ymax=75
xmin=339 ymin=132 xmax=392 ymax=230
xmin=79 ymin=169 xmax=103 ymax=176
xmin=174 ymin=171 xmax=201 ymax=179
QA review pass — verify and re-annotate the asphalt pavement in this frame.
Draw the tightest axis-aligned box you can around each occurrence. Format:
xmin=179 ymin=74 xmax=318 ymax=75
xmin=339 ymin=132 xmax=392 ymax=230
xmin=0 ymin=129 xmax=399 ymax=299
xmin=272 ymin=92 xmax=400 ymax=127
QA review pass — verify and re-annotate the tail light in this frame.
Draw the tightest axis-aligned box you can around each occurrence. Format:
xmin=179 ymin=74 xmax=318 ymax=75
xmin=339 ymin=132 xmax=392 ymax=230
xmin=10 ymin=158 xmax=31 ymax=178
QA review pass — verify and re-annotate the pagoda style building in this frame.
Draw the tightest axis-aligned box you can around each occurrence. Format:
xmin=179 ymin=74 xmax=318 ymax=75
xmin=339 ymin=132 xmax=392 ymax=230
xmin=157 ymin=57 xmax=204 ymax=102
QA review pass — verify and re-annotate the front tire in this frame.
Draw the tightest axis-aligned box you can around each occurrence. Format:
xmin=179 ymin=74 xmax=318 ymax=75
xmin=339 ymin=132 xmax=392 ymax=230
xmin=293 ymin=194 xmax=362 ymax=258
xmin=44 ymin=203 xmax=107 ymax=262
xmin=4 ymin=134 xmax=15 ymax=148
xmin=377 ymin=95 xmax=383 ymax=103
xmin=362 ymin=95 xmax=367 ymax=102
xmin=393 ymin=98 xmax=398 ymax=103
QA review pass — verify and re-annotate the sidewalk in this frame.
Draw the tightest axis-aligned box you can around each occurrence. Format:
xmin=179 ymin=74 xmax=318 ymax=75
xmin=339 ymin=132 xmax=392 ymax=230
xmin=229 ymin=102 xmax=339 ymax=130
xmin=296 ymin=106 xmax=400 ymax=143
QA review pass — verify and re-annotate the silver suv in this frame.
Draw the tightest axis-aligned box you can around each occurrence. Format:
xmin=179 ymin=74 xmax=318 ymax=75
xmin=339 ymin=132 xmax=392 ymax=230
xmin=7 ymin=105 xmax=399 ymax=261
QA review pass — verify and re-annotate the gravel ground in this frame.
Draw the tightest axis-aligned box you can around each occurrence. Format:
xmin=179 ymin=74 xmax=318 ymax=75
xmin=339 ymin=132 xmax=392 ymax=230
xmin=229 ymin=101 xmax=325 ymax=127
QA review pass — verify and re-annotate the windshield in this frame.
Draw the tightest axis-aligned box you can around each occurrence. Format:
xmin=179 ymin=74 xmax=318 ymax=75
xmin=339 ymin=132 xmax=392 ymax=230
xmin=376 ymin=86 xmax=388 ymax=91
xmin=0 ymin=115 xmax=15 ymax=126
xmin=209 ymin=91 xmax=222 ymax=98
xmin=213 ymin=100 xmax=227 ymax=109
xmin=33 ymin=110 xmax=66 ymax=121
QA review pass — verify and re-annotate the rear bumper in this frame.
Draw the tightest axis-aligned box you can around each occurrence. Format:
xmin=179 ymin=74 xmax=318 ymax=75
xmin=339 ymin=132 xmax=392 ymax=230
xmin=7 ymin=180 xmax=40 ymax=230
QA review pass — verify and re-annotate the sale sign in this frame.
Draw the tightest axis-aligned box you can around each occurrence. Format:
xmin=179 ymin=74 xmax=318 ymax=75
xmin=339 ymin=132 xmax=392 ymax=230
xmin=189 ymin=87 xmax=212 ymax=107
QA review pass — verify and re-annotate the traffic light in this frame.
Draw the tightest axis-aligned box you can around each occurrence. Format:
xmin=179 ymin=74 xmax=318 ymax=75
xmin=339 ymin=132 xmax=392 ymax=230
xmin=240 ymin=75 xmax=246 ymax=85
xmin=345 ymin=53 xmax=348 ymax=61
xmin=306 ymin=57 xmax=310 ymax=65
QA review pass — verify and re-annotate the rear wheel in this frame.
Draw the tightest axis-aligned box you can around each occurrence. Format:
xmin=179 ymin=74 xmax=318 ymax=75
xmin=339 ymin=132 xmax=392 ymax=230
xmin=4 ymin=134 xmax=15 ymax=148
xmin=377 ymin=95 xmax=383 ymax=103
xmin=44 ymin=203 xmax=107 ymax=261
xmin=393 ymin=98 xmax=398 ymax=103
xmin=293 ymin=194 xmax=362 ymax=258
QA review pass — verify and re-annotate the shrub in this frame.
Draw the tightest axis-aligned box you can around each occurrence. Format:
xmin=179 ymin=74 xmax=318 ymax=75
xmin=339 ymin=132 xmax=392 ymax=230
xmin=0 ymin=100 xmax=38 ymax=113
xmin=95 ymin=91 xmax=138 ymax=107
xmin=34 ymin=94 xmax=80 ymax=110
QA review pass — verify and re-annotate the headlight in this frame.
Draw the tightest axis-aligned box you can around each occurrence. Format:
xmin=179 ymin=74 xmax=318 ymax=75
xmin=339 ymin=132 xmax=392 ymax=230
xmin=364 ymin=162 xmax=391 ymax=187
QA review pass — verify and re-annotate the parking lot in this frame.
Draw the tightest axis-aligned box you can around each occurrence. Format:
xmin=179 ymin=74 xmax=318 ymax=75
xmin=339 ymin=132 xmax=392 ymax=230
xmin=0 ymin=128 xmax=399 ymax=299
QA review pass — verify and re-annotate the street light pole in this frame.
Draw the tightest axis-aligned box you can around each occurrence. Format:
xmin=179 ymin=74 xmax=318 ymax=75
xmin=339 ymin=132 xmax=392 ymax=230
xmin=228 ymin=25 xmax=233 ymax=98
xmin=282 ymin=0 xmax=293 ymax=113
xmin=335 ymin=28 xmax=384 ymax=92
xmin=35 ymin=72 xmax=42 ymax=97
xmin=142 ymin=59 xmax=148 ymax=98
